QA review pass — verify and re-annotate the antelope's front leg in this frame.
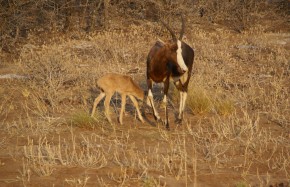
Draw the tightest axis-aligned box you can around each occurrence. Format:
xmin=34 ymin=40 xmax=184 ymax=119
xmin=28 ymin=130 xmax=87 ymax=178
xmin=129 ymin=95 xmax=144 ymax=123
xmin=174 ymin=78 xmax=188 ymax=124
xmin=177 ymin=91 xmax=187 ymax=122
xmin=104 ymin=93 xmax=113 ymax=124
xmin=163 ymin=77 xmax=170 ymax=129
xmin=147 ymin=79 xmax=161 ymax=121
xmin=91 ymin=92 xmax=106 ymax=117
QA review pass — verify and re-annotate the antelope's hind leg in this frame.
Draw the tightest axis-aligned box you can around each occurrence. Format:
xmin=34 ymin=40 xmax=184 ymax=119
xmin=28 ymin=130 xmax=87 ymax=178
xmin=104 ymin=92 xmax=113 ymax=124
xmin=91 ymin=92 xmax=106 ymax=117
xmin=118 ymin=94 xmax=127 ymax=125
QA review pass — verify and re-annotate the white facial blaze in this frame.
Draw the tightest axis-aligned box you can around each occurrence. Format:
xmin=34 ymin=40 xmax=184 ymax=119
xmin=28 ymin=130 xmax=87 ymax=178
xmin=177 ymin=40 xmax=188 ymax=72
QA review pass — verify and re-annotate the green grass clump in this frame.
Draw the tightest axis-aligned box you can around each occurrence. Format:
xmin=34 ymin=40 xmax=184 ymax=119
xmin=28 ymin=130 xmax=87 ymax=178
xmin=235 ymin=181 xmax=248 ymax=187
xmin=70 ymin=111 xmax=99 ymax=129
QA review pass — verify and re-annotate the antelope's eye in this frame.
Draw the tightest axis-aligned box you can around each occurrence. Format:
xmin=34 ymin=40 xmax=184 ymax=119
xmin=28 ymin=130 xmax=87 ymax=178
xmin=170 ymin=44 xmax=178 ymax=51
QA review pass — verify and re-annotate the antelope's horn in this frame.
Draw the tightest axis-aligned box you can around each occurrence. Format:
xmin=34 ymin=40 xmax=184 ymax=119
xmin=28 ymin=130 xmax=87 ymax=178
xmin=160 ymin=20 xmax=177 ymax=41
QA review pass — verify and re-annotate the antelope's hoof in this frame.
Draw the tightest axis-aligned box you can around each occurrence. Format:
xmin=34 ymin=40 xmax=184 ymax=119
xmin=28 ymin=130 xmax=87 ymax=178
xmin=154 ymin=115 xmax=161 ymax=121
xmin=140 ymin=118 xmax=145 ymax=124
xmin=155 ymin=118 xmax=163 ymax=127
xmin=165 ymin=123 xmax=170 ymax=131
xmin=117 ymin=118 xmax=123 ymax=125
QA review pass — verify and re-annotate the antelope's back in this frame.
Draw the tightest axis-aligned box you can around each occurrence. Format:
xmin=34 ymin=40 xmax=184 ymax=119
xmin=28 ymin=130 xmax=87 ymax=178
xmin=146 ymin=41 xmax=164 ymax=65
xmin=97 ymin=73 xmax=129 ymax=91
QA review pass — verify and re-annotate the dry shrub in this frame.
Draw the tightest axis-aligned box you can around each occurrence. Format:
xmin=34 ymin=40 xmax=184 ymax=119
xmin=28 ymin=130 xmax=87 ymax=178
xmin=1 ymin=0 xmax=288 ymax=54
xmin=196 ymin=0 xmax=288 ymax=32
xmin=19 ymin=42 xmax=84 ymax=112
xmin=20 ymin=44 xmax=87 ymax=111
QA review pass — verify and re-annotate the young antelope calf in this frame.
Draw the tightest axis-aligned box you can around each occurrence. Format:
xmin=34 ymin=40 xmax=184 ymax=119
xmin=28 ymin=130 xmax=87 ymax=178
xmin=91 ymin=73 xmax=145 ymax=125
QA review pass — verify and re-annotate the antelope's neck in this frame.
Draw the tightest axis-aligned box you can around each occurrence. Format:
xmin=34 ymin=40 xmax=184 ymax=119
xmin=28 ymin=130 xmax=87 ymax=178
xmin=176 ymin=40 xmax=188 ymax=72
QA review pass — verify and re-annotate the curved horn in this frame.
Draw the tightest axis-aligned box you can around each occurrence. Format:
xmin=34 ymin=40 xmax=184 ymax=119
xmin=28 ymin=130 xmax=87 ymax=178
xmin=160 ymin=20 xmax=177 ymax=41
xmin=179 ymin=14 xmax=185 ymax=40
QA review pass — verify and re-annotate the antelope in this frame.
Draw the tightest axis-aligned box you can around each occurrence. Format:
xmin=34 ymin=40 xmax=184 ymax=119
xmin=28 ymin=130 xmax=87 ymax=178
xmin=91 ymin=73 xmax=145 ymax=125
xmin=146 ymin=15 xmax=195 ymax=129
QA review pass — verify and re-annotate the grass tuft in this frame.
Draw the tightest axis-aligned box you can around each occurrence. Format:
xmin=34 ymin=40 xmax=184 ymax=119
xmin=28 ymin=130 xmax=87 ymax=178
xmin=187 ymin=86 xmax=212 ymax=115
xmin=213 ymin=98 xmax=235 ymax=116
xmin=69 ymin=111 xmax=99 ymax=129
xmin=235 ymin=181 xmax=248 ymax=187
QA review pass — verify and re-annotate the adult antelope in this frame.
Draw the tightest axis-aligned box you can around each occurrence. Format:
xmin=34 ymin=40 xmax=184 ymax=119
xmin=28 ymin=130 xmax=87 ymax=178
xmin=146 ymin=15 xmax=194 ymax=129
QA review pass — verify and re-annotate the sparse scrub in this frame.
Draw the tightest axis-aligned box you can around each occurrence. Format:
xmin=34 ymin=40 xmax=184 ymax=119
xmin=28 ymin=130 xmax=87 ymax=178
xmin=196 ymin=0 xmax=288 ymax=32
xmin=0 ymin=1 xmax=289 ymax=186
xmin=21 ymin=46 xmax=82 ymax=110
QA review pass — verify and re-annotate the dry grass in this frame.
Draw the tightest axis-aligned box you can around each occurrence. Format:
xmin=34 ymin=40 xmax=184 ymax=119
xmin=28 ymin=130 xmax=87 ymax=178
xmin=0 ymin=15 xmax=289 ymax=187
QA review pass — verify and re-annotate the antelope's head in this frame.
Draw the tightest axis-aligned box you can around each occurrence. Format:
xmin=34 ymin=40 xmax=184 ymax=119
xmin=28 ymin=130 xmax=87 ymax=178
xmin=160 ymin=14 xmax=188 ymax=73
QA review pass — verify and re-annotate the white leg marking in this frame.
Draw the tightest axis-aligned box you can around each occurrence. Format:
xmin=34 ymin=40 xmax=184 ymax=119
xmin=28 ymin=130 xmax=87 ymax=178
xmin=162 ymin=95 xmax=167 ymax=103
xmin=177 ymin=40 xmax=188 ymax=72
xmin=182 ymin=92 xmax=187 ymax=111
xmin=180 ymin=71 xmax=188 ymax=85
xmin=179 ymin=92 xmax=187 ymax=119
xmin=179 ymin=92 xmax=184 ymax=119
xmin=147 ymin=89 xmax=153 ymax=106
xmin=148 ymin=89 xmax=153 ymax=97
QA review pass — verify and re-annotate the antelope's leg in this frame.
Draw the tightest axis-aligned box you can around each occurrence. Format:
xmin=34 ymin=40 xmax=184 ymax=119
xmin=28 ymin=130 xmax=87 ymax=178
xmin=175 ymin=72 xmax=189 ymax=122
xmin=104 ymin=92 xmax=113 ymax=123
xmin=178 ymin=91 xmax=184 ymax=120
xmin=147 ymin=79 xmax=161 ymax=121
xmin=91 ymin=92 xmax=106 ymax=117
xmin=178 ymin=91 xmax=187 ymax=121
xmin=163 ymin=77 xmax=170 ymax=129
xmin=129 ymin=95 xmax=144 ymax=123
xmin=119 ymin=94 xmax=126 ymax=125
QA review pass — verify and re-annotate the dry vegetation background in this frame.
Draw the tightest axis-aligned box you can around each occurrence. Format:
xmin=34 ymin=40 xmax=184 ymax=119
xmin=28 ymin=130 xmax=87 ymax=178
xmin=0 ymin=0 xmax=289 ymax=186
